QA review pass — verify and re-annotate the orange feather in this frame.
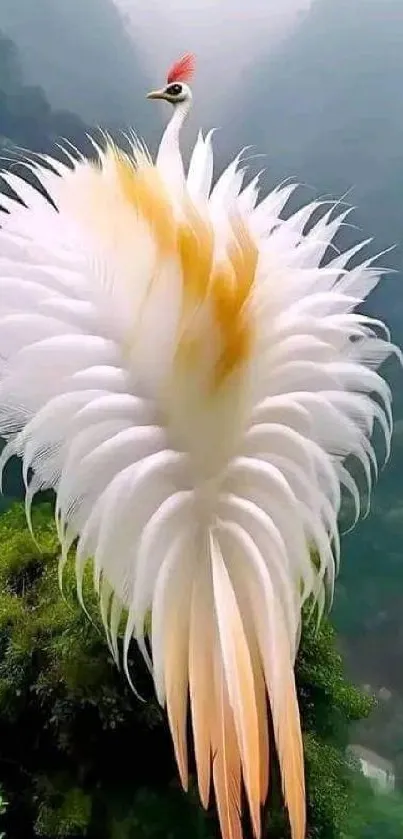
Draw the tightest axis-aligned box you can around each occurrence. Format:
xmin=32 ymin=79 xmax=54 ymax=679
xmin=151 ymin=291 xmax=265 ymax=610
xmin=212 ymin=651 xmax=243 ymax=839
xmin=163 ymin=580 xmax=191 ymax=791
xmin=211 ymin=535 xmax=261 ymax=838
xmin=188 ymin=562 xmax=214 ymax=808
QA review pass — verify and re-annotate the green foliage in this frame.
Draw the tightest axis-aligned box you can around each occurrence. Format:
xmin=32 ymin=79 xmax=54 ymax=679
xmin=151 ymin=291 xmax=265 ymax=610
xmin=35 ymin=784 xmax=92 ymax=838
xmin=265 ymin=614 xmax=374 ymax=839
xmin=0 ymin=784 xmax=8 ymax=838
xmin=108 ymin=784 xmax=216 ymax=839
xmin=0 ymin=502 xmax=375 ymax=838
xmin=0 ymin=503 xmax=212 ymax=838
xmin=341 ymin=771 xmax=403 ymax=839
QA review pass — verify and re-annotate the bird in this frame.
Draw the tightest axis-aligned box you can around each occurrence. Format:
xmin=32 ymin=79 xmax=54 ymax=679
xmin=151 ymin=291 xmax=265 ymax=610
xmin=0 ymin=52 xmax=400 ymax=839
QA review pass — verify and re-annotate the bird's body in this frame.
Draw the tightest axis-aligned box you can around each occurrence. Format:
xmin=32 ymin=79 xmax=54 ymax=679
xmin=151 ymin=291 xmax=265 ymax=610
xmin=0 ymin=54 xmax=399 ymax=839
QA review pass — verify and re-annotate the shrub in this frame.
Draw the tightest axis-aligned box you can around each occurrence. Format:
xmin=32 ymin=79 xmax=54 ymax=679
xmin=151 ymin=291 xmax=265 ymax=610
xmin=0 ymin=503 xmax=373 ymax=838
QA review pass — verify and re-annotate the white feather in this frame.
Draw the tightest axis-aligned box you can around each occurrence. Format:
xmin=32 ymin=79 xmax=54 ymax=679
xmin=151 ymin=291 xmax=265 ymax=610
xmin=0 ymin=127 xmax=399 ymax=839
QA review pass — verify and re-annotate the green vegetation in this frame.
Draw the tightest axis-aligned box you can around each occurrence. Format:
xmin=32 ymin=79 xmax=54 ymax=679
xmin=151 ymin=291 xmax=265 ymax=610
xmin=342 ymin=773 xmax=403 ymax=839
xmin=0 ymin=501 xmax=375 ymax=838
xmin=293 ymin=619 xmax=373 ymax=839
xmin=0 ymin=786 xmax=8 ymax=838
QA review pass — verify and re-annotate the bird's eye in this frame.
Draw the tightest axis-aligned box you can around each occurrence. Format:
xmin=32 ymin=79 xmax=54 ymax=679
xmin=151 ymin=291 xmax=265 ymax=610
xmin=166 ymin=83 xmax=183 ymax=97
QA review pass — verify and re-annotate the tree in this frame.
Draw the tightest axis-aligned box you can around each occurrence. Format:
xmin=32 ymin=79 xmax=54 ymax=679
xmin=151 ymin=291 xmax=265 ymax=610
xmin=0 ymin=501 xmax=374 ymax=839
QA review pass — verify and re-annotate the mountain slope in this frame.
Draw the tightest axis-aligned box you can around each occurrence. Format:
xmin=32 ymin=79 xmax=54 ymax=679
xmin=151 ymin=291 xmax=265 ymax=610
xmin=229 ymin=0 xmax=403 ymax=328
xmin=0 ymin=0 xmax=159 ymax=140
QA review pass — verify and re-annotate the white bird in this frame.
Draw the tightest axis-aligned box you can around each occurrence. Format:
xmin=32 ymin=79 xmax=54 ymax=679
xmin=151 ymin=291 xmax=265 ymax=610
xmin=0 ymin=53 xmax=399 ymax=839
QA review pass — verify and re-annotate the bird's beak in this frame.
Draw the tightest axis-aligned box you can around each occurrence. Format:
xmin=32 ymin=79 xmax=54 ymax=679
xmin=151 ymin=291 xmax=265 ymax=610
xmin=146 ymin=88 xmax=168 ymax=101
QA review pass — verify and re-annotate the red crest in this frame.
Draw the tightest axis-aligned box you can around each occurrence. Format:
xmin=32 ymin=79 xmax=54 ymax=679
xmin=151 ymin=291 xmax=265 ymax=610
xmin=167 ymin=53 xmax=196 ymax=85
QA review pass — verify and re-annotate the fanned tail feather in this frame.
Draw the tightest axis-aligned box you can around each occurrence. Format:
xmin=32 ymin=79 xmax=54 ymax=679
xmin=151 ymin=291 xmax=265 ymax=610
xmin=213 ymin=653 xmax=243 ymax=839
xmin=211 ymin=531 xmax=261 ymax=837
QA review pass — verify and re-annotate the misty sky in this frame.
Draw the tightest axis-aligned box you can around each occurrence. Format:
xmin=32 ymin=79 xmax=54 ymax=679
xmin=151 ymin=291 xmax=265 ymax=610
xmin=115 ymin=0 xmax=310 ymax=120
xmin=0 ymin=0 xmax=311 ymax=131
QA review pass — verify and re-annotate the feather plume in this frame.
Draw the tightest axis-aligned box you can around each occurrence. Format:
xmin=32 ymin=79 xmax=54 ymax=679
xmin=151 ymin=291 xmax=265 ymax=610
xmin=0 ymin=127 xmax=400 ymax=839
xmin=212 ymin=650 xmax=243 ymax=839
xmin=167 ymin=53 xmax=196 ymax=84
xmin=211 ymin=530 xmax=261 ymax=836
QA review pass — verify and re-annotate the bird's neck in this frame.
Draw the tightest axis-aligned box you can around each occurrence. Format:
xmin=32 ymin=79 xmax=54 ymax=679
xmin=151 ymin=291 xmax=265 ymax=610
xmin=156 ymin=100 xmax=191 ymax=192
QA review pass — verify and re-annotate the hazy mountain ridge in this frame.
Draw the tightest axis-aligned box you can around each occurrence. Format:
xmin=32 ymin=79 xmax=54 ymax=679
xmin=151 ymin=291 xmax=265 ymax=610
xmin=0 ymin=0 xmax=160 ymax=142
xmin=229 ymin=0 xmax=403 ymax=329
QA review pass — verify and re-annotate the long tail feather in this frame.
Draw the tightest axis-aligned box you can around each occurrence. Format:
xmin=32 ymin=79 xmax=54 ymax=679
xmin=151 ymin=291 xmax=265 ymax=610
xmin=189 ymin=559 xmax=214 ymax=809
xmin=211 ymin=531 xmax=261 ymax=837
xmin=212 ymin=648 xmax=243 ymax=839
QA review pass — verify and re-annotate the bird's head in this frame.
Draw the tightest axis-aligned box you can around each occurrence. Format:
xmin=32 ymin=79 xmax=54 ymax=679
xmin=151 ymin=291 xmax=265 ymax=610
xmin=146 ymin=53 xmax=195 ymax=106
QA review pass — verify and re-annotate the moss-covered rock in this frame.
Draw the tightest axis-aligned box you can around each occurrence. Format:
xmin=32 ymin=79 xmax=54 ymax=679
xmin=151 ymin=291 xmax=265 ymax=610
xmin=0 ymin=502 xmax=373 ymax=838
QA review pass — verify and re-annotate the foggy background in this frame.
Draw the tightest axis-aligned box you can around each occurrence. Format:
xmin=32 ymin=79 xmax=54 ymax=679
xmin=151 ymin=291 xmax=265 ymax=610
xmin=1 ymin=0 xmax=403 ymax=791
xmin=114 ymin=0 xmax=310 ymax=120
